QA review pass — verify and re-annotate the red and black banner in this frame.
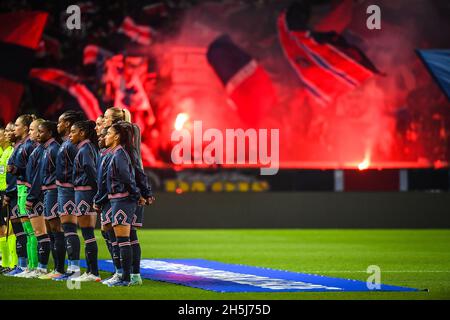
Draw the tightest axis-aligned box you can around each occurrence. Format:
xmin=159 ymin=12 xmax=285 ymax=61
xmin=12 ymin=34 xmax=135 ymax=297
xmin=277 ymin=9 xmax=378 ymax=105
xmin=83 ymin=44 xmax=113 ymax=65
xmin=0 ymin=11 xmax=48 ymax=124
xmin=119 ymin=16 xmax=154 ymax=46
xmin=207 ymin=34 xmax=276 ymax=126
xmin=30 ymin=68 xmax=102 ymax=121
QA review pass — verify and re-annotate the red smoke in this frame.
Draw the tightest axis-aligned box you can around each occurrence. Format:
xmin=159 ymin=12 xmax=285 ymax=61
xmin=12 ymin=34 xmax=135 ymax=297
xmin=134 ymin=0 xmax=450 ymax=169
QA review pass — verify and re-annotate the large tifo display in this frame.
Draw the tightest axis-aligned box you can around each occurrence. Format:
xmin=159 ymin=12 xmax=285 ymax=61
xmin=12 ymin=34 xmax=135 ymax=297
xmin=3 ymin=2 xmax=449 ymax=170
xmin=81 ymin=259 xmax=420 ymax=293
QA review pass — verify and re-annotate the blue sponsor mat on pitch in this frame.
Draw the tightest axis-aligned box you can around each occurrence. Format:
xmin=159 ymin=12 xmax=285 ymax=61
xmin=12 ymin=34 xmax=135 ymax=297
xmin=81 ymin=259 xmax=420 ymax=292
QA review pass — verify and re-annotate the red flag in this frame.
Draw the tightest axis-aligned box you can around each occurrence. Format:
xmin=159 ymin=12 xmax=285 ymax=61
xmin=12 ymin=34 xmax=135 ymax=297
xmin=142 ymin=2 xmax=168 ymax=17
xmin=83 ymin=44 xmax=113 ymax=65
xmin=104 ymin=55 xmax=155 ymax=126
xmin=0 ymin=11 xmax=48 ymax=123
xmin=277 ymin=11 xmax=374 ymax=105
xmin=36 ymin=35 xmax=62 ymax=59
xmin=103 ymin=55 xmax=156 ymax=166
xmin=118 ymin=16 xmax=154 ymax=46
xmin=206 ymin=34 xmax=276 ymax=126
xmin=0 ymin=11 xmax=48 ymax=49
xmin=77 ymin=1 xmax=98 ymax=14
xmin=30 ymin=68 xmax=102 ymax=120
xmin=314 ymin=0 xmax=354 ymax=33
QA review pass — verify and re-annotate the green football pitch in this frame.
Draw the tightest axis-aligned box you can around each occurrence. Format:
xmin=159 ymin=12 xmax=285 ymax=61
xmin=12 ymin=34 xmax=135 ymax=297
xmin=1 ymin=229 xmax=450 ymax=300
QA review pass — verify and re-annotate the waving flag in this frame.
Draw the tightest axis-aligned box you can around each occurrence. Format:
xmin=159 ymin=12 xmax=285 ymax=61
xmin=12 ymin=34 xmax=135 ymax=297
xmin=103 ymin=54 xmax=156 ymax=166
xmin=277 ymin=10 xmax=378 ymax=105
xmin=104 ymin=54 xmax=155 ymax=126
xmin=0 ymin=11 xmax=48 ymax=123
xmin=77 ymin=1 xmax=98 ymax=14
xmin=36 ymin=35 xmax=62 ymax=60
xmin=30 ymin=68 xmax=102 ymax=120
xmin=83 ymin=44 xmax=113 ymax=65
xmin=119 ymin=16 xmax=154 ymax=46
xmin=207 ymin=34 xmax=276 ymax=125
xmin=142 ymin=2 xmax=168 ymax=17
xmin=114 ymin=56 xmax=155 ymax=125
xmin=314 ymin=0 xmax=354 ymax=33
xmin=417 ymin=49 xmax=450 ymax=102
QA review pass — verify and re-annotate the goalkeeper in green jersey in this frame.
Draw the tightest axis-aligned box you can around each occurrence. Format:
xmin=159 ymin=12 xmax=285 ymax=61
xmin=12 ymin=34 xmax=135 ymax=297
xmin=4 ymin=115 xmax=39 ymax=276
xmin=0 ymin=124 xmax=18 ymax=273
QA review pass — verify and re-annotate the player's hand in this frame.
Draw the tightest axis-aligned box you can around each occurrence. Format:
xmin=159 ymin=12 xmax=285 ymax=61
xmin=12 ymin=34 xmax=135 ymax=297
xmin=138 ymin=196 xmax=146 ymax=206
xmin=93 ymin=203 xmax=101 ymax=213
xmin=26 ymin=203 xmax=32 ymax=211
xmin=146 ymin=196 xmax=155 ymax=205
xmin=3 ymin=198 xmax=9 ymax=207
xmin=6 ymin=165 xmax=13 ymax=173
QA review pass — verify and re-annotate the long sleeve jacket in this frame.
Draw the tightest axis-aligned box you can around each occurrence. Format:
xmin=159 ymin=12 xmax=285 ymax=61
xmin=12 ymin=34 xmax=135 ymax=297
xmin=106 ymin=145 xmax=138 ymax=200
xmin=25 ymin=144 xmax=45 ymax=207
xmin=56 ymin=137 xmax=78 ymax=188
xmin=93 ymin=148 xmax=113 ymax=206
xmin=72 ymin=139 xmax=98 ymax=191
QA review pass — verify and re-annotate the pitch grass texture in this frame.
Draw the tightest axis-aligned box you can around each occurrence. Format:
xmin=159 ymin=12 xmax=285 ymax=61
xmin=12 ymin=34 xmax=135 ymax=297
xmin=1 ymin=229 xmax=449 ymax=300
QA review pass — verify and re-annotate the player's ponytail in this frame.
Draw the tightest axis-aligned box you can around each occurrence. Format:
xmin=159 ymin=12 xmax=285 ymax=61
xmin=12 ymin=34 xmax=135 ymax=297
xmin=122 ymin=109 xmax=132 ymax=123
xmin=107 ymin=107 xmax=132 ymax=124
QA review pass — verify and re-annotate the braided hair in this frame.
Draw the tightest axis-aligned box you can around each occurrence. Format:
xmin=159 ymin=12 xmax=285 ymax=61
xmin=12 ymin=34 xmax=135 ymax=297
xmin=73 ymin=120 xmax=98 ymax=148
xmin=61 ymin=111 xmax=85 ymax=126
xmin=40 ymin=121 xmax=59 ymax=140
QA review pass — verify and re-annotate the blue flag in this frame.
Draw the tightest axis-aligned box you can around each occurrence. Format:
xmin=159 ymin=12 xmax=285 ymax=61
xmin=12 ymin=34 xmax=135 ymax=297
xmin=417 ymin=49 xmax=450 ymax=101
